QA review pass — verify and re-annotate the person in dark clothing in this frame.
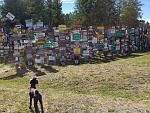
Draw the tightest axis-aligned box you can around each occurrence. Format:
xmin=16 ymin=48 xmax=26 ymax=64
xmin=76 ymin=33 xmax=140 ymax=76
xmin=30 ymin=77 xmax=38 ymax=89
xmin=29 ymin=77 xmax=38 ymax=109
xmin=34 ymin=90 xmax=44 ymax=113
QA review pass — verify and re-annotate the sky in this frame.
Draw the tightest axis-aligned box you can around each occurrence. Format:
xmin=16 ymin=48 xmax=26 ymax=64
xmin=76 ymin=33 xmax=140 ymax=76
xmin=61 ymin=0 xmax=150 ymax=22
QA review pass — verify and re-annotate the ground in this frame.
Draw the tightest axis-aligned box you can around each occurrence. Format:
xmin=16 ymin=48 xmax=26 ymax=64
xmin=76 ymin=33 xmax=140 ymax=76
xmin=0 ymin=52 xmax=150 ymax=113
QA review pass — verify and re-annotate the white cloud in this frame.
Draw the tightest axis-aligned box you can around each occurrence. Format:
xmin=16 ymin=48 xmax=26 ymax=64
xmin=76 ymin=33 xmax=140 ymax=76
xmin=142 ymin=18 xmax=150 ymax=23
xmin=61 ymin=0 xmax=75 ymax=4
xmin=64 ymin=9 xmax=74 ymax=14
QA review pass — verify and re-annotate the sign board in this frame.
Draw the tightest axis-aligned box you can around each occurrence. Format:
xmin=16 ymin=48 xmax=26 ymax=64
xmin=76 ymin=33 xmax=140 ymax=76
xmin=81 ymin=43 xmax=88 ymax=49
xmin=45 ymin=36 xmax=55 ymax=42
xmin=15 ymin=25 xmax=22 ymax=29
xmin=82 ymin=30 xmax=88 ymax=41
xmin=71 ymin=33 xmax=82 ymax=41
xmin=13 ymin=51 xmax=20 ymax=56
xmin=37 ymin=33 xmax=45 ymax=37
xmin=43 ymin=42 xmax=58 ymax=48
xmin=25 ymin=19 xmax=33 ymax=28
xmin=58 ymin=25 xmax=67 ymax=30
xmin=97 ymin=34 xmax=104 ymax=40
xmin=83 ymin=50 xmax=90 ymax=56
xmin=59 ymin=35 xmax=66 ymax=41
xmin=6 ymin=12 xmax=15 ymax=21
xmin=110 ymin=28 xmax=116 ymax=34
xmin=97 ymin=26 xmax=104 ymax=30
xmin=13 ymin=27 xmax=18 ymax=33
xmin=92 ymin=37 xmax=98 ymax=44
xmin=54 ymin=30 xmax=60 ymax=36
xmin=115 ymin=31 xmax=122 ymax=37
xmin=36 ymin=38 xmax=45 ymax=45
xmin=74 ymin=48 xmax=81 ymax=55
xmin=60 ymin=47 xmax=66 ymax=51
xmin=36 ymin=21 xmax=43 ymax=28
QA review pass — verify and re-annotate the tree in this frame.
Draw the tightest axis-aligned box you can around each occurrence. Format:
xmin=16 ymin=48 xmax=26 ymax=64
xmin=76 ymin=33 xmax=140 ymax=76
xmin=75 ymin=0 xmax=93 ymax=26
xmin=51 ymin=0 xmax=63 ymax=26
xmin=3 ymin=0 xmax=26 ymax=21
xmin=25 ymin=0 xmax=45 ymax=23
xmin=75 ymin=0 xmax=120 ymax=26
xmin=44 ymin=0 xmax=53 ymax=25
xmin=120 ymin=0 xmax=142 ymax=27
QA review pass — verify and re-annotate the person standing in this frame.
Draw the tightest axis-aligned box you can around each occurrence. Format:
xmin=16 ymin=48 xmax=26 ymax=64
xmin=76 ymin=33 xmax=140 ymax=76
xmin=34 ymin=90 xmax=44 ymax=113
xmin=29 ymin=77 xmax=38 ymax=109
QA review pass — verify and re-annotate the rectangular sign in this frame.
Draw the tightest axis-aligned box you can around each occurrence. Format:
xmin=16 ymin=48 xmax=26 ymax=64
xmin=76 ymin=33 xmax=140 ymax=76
xmin=71 ymin=33 xmax=82 ymax=41
xmin=43 ymin=42 xmax=58 ymax=48
xmin=6 ymin=12 xmax=15 ymax=21
xmin=58 ymin=25 xmax=67 ymax=30
xmin=74 ymin=48 xmax=81 ymax=55
xmin=25 ymin=19 xmax=33 ymax=28
xmin=36 ymin=22 xmax=43 ymax=28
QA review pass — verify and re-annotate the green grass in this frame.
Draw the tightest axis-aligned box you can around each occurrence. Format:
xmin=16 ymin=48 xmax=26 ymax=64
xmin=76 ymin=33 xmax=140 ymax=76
xmin=1 ymin=52 xmax=150 ymax=112
xmin=0 ymin=63 xmax=4 ymax=68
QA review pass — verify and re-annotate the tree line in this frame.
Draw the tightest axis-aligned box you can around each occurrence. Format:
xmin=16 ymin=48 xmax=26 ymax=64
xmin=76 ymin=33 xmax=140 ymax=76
xmin=0 ymin=0 xmax=143 ymax=28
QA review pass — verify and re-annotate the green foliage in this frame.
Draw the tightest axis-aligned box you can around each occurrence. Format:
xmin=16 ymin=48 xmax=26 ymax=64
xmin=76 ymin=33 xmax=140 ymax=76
xmin=75 ymin=0 xmax=143 ymax=27
xmin=1 ymin=0 xmax=64 ymax=26
xmin=120 ymin=0 xmax=143 ymax=28
xmin=25 ymin=0 xmax=45 ymax=23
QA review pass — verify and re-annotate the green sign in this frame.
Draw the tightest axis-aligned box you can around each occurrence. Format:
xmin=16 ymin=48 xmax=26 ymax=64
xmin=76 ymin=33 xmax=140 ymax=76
xmin=72 ymin=33 xmax=82 ymax=41
xmin=45 ymin=36 xmax=55 ymax=42
xmin=43 ymin=42 xmax=58 ymax=48
xmin=25 ymin=19 xmax=33 ymax=27
xmin=81 ymin=43 xmax=88 ymax=49
xmin=115 ymin=31 xmax=122 ymax=37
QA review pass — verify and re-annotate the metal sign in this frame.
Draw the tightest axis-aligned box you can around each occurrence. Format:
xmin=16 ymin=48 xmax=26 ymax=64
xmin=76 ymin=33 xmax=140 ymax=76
xmin=43 ymin=42 xmax=58 ymax=48
xmin=58 ymin=25 xmax=67 ymax=30
xmin=71 ymin=33 xmax=82 ymax=41
xmin=6 ymin=12 xmax=15 ymax=21
xmin=25 ymin=19 xmax=33 ymax=28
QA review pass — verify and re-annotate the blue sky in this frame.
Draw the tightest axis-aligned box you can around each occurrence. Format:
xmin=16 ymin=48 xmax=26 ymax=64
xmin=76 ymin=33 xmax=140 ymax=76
xmin=62 ymin=0 xmax=150 ymax=22
xmin=61 ymin=0 xmax=75 ymax=14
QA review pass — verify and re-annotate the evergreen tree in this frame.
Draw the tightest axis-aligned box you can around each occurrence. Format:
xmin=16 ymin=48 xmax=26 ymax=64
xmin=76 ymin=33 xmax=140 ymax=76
xmin=25 ymin=0 xmax=45 ymax=23
xmin=51 ymin=0 xmax=63 ymax=26
xmin=3 ymin=0 xmax=26 ymax=21
xmin=120 ymin=0 xmax=142 ymax=27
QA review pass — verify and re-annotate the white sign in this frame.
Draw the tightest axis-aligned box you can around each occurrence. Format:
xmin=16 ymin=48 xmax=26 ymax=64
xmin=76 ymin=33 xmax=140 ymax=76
xmin=36 ymin=22 xmax=43 ymax=28
xmin=36 ymin=33 xmax=45 ymax=37
xmin=83 ymin=50 xmax=90 ymax=57
xmin=6 ymin=12 xmax=15 ymax=21
xmin=92 ymin=37 xmax=97 ymax=44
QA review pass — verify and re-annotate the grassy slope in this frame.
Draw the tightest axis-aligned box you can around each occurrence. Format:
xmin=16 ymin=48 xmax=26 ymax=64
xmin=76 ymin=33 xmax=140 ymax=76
xmin=0 ymin=52 xmax=150 ymax=113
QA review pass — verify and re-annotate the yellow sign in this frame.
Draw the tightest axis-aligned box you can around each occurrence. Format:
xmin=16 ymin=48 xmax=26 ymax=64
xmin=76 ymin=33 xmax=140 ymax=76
xmin=74 ymin=48 xmax=81 ymax=55
xmin=97 ymin=34 xmax=104 ymax=40
xmin=13 ymin=27 xmax=18 ymax=33
xmin=58 ymin=25 xmax=67 ymax=30
xmin=97 ymin=26 xmax=104 ymax=30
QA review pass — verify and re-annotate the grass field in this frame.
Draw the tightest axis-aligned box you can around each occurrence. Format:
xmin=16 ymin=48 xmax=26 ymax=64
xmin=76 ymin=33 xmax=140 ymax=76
xmin=1 ymin=52 xmax=150 ymax=113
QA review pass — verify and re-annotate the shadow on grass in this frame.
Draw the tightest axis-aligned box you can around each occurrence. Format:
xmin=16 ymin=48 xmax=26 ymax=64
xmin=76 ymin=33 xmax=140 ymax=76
xmin=40 ymin=65 xmax=58 ymax=73
xmin=28 ymin=66 xmax=46 ymax=77
xmin=87 ymin=53 xmax=145 ymax=64
xmin=0 ymin=68 xmax=28 ymax=80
